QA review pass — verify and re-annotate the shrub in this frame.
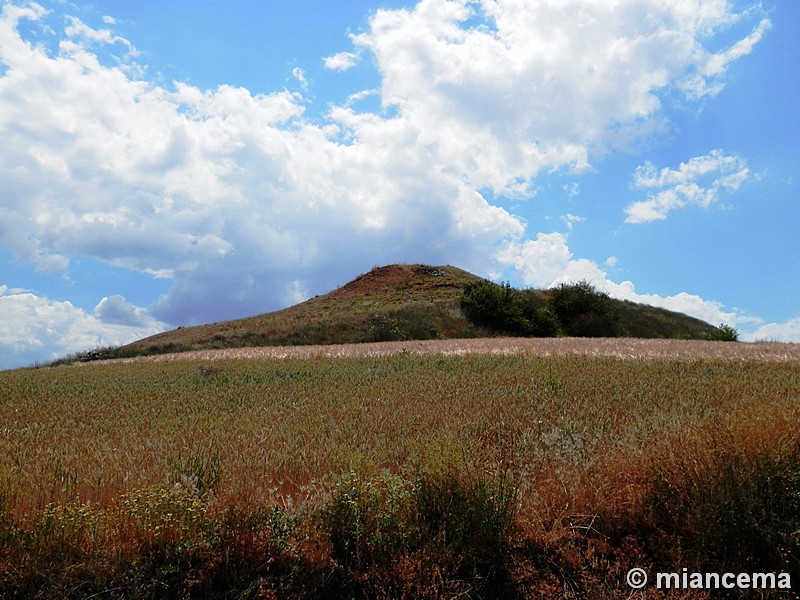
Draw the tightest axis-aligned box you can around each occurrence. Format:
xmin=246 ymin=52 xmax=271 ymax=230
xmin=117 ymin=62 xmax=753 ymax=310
xmin=322 ymin=471 xmax=413 ymax=572
xmin=461 ymin=281 xmax=557 ymax=337
xmin=461 ymin=281 xmax=525 ymax=333
xmin=712 ymin=323 xmax=739 ymax=342
xmin=548 ymin=280 xmax=620 ymax=337
xmin=1 ymin=500 xmax=108 ymax=598
xmin=413 ymin=468 xmax=518 ymax=587
xmin=120 ymin=483 xmax=208 ymax=552
xmin=525 ymin=306 xmax=560 ymax=337
xmin=365 ymin=315 xmax=408 ymax=342
xmin=320 ymin=468 xmax=519 ymax=596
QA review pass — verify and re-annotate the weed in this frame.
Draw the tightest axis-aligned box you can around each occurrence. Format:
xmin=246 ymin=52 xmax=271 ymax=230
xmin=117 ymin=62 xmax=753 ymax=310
xmin=119 ymin=482 xmax=208 ymax=551
xmin=322 ymin=471 xmax=413 ymax=572
xmin=166 ymin=451 xmax=221 ymax=497
xmin=644 ymin=440 xmax=800 ymax=578
xmin=320 ymin=467 xmax=519 ymax=596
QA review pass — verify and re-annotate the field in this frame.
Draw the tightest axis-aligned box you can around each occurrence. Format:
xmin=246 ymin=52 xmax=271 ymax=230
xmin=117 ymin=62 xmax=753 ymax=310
xmin=1 ymin=339 xmax=799 ymax=598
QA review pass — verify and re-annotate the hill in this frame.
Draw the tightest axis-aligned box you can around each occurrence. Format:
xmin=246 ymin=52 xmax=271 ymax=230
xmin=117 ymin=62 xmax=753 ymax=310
xmin=99 ymin=264 xmax=724 ymax=360
xmin=119 ymin=264 xmax=481 ymax=357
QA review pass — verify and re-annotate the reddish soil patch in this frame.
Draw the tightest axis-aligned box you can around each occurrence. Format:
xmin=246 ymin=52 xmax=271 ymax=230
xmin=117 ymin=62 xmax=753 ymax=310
xmin=332 ymin=264 xmax=417 ymax=296
xmin=321 ymin=264 xmax=452 ymax=302
xmin=120 ymin=337 xmax=800 ymax=364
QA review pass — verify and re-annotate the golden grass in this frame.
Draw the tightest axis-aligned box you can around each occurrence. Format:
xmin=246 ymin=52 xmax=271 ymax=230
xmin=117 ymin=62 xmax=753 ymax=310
xmin=1 ymin=352 xmax=799 ymax=597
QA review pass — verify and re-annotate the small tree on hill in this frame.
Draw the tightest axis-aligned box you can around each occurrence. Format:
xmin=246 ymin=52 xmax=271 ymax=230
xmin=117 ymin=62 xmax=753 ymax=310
xmin=460 ymin=281 xmax=558 ymax=337
xmin=461 ymin=281 xmax=528 ymax=334
xmin=549 ymin=280 xmax=620 ymax=337
xmin=712 ymin=323 xmax=739 ymax=342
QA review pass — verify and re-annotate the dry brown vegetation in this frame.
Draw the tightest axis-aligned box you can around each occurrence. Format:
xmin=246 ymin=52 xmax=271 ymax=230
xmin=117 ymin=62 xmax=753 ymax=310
xmin=116 ymin=335 xmax=800 ymax=363
xmin=2 ymin=343 xmax=799 ymax=597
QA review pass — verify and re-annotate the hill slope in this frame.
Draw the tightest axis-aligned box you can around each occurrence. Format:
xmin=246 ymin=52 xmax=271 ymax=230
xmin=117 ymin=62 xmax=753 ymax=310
xmin=121 ymin=264 xmax=483 ymax=356
xmin=109 ymin=264 xmax=726 ymax=360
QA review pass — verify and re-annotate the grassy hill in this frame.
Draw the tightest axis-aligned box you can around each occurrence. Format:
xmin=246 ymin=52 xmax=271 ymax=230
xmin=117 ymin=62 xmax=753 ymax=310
xmin=119 ymin=264 xmax=482 ymax=357
xmin=98 ymin=263 xmax=725 ymax=360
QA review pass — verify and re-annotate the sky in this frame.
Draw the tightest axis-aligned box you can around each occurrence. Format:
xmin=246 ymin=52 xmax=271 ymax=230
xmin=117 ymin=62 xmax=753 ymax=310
xmin=0 ymin=0 xmax=798 ymax=370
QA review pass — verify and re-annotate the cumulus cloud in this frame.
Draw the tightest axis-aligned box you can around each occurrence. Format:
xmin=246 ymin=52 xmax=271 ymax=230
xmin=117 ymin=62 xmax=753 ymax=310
xmin=625 ymin=150 xmax=752 ymax=223
xmin=323 ymin=50 xmax=360 ymax=71
xmin=0 ymin=285 xmax=165 ymax=369
xmin=0 ymin=0 xmax=771 ymax=339
xmin=604 ymin=281 xmax=744 ymax=329
xmin=743 ymin=318 xmax=800 ymax=343
xmin=349 ymin=0 xmax=769 ymax=195
xmin=495 ymin=232 xmax=608 ymax=289
xmin=94 ymin=294 xmax=160 ymax=327
xmin=605 ymin=280 xmax=800 ymax=344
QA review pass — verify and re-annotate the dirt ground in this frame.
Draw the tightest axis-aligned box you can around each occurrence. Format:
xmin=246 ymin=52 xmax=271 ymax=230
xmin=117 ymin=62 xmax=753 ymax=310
xmin=116 ymin=337 xmax=800 ymax=364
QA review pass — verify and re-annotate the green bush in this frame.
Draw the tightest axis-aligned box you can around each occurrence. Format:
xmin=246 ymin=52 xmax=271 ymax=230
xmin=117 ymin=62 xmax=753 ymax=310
xmin=413 ymin=468 xmax=518 ymax=585
xmin=548 ymin=280 xmax=620 ymax=337
xmin=711 ymin=323 xmax=739 ymax=342
xmin=526 ymin=306 xmax=560 ymax=337
xmin=320 ymin=468 xmax=518 ymax=596
xmin=460 ymin=281 xmax=557 ymax=337
xmin=322 ymin=471 xmax=413 ymax=572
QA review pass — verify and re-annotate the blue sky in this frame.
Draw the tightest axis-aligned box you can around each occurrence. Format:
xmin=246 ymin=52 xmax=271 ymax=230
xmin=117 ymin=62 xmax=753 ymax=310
xmin=1 ymin=0 xmax=798 ymax=369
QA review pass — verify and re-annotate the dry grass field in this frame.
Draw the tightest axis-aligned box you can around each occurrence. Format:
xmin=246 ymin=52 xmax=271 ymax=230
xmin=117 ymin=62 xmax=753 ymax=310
xmin=1 ymin=338 xmax=799 ymax=597
xmin=116 ymin=336 xmax=800 ymax=362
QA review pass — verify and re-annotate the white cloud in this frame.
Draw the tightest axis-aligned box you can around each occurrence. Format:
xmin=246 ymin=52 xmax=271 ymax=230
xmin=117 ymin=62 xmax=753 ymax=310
xmin=683 ymin=16 xmax=771 ymax=98
xmin=64 ymin=15 xmax=137 ymax=55
xmin=0 ymin=286 xmax=165 ymax=369
xmin=94 ymin=294 xmax=161 ymax=328
xmin=291 ymin=66 xmax=308 ymax=89
xmin=495 ymin=232 xmax=606 ymax=289
xmin=350 ymin=0 xmax=768 ymax=194
xmin=625 ymin=150 xmax=751 ymax=223
xmin=0 ymin=0 xmax=770 ymax=336
xmin=323 ymin=50 xmax=360 ymax=71
xmin=742 ymin=318 xmax=800 ymax=343
xmin=561 ymin=213 xmax=584 ymax=230
xmin=603 ymin=280 xmax=743 ymax=329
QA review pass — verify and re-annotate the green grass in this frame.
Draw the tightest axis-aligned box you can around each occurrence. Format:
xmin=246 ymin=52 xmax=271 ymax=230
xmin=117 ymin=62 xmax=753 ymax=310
xmin=1 ymin=354 xmax=798 ymax=597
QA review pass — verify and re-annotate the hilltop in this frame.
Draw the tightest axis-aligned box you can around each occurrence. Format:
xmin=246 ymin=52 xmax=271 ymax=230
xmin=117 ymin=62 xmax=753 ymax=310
xmin=99 ymin=264 xmax=727 ymax=361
